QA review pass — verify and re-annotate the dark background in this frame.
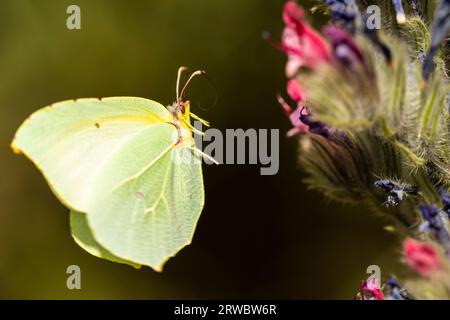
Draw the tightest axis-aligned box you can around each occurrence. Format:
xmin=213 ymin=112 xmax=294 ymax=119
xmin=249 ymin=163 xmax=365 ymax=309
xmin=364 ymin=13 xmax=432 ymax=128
xmin=0 ymin=0 xmax=402 ymax=299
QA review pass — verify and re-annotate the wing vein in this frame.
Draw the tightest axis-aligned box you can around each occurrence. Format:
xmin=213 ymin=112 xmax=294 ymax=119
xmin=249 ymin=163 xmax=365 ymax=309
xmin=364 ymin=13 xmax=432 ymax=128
xmin=145 ymin=151 xmax=174 ymax=215
xmin=109 ymin=140 xmax=176 ymax=195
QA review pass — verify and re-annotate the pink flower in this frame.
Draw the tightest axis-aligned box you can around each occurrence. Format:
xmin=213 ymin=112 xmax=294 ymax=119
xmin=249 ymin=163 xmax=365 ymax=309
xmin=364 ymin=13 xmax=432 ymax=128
xmin=281 ymin=1 xmax=330 ymax=77
xmin=403 ymin=239 xmax=440 ymax=277
xmin=360 ymin=279 xmax=384 ymax=300
xmin=272 ymin=2 xmax=331 ymax=137
xmin=277 ymin=94 xmax=308 ymax=137
xmin=287 ymin=79 xmax=305 ymax=102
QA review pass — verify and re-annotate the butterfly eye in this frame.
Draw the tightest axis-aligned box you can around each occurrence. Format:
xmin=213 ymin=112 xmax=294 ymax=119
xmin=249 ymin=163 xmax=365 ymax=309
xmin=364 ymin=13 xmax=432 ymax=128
xmin=179 ymin=101 xmax=186 ymax=114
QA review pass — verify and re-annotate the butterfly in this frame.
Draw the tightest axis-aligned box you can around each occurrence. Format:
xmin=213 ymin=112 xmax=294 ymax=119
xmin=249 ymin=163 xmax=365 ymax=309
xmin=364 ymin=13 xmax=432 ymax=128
xmin=11 ymin=67 xmax=215 ymax=271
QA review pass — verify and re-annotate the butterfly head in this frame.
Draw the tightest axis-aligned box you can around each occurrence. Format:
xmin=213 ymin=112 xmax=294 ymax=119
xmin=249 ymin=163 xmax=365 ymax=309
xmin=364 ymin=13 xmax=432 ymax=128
xmin=169 ymin=99 xmax=191 ymax=128
xmin=169 ymin=67 xmax=208 ymax=132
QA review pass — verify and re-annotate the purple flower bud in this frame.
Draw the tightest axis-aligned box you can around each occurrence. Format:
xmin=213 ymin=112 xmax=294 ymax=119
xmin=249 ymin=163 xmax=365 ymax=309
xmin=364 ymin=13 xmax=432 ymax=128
xmin=322 ymin=0 xmax=359 ymax=32
xmin=322 ymin=26 xmax=365 ymax=70
xmin=392 ymin=0 xmax=406 ymax=24
xmin=374 ymin=179 xmax=396 ymax=192
xmin=422 ymin=0 xmax=450 ymax=81
xmin=299 ymin=107 xmax=331 ymax=138
xmin=374 ymin=180 xmax=418 ymax=206
xmin=419 ymin=203 xmax=450 ymax=252
xmin=385 ymin=276 xmax=413 ymax=300
xmin=439 ymin=187 xmax=450 ymax=218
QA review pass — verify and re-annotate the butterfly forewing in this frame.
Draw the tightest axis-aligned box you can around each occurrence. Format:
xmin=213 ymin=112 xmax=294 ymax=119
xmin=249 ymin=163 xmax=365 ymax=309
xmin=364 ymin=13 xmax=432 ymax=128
xmin=12 ymin=97 xmax=173 ymax=213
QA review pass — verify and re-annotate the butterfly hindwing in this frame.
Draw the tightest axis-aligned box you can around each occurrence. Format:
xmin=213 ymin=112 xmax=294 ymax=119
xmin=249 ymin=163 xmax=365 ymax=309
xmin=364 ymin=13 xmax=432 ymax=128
xmin=70 ymin=210 xmax=141 ymax=268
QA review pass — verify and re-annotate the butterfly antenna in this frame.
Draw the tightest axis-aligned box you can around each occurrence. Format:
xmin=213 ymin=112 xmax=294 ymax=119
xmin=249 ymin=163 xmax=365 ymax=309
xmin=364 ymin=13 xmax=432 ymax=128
xmin=179 ymin=70 xmax=206 ymax=104
xmin=176 ymin=66 xmax=188 ymax=104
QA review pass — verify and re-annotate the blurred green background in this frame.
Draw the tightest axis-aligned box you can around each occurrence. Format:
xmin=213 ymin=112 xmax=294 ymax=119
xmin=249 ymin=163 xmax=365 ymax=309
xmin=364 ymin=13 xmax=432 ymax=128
xmin=0 ymin=0 xmax=403 ymax=299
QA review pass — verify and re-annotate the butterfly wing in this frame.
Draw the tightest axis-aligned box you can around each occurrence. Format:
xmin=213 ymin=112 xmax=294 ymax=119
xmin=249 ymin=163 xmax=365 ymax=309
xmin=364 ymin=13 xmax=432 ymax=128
xmin=84 ymin=126 xmax=204 ymax=271
xmin=13 ymin=96 xmax=205 ymax=270
xmin=11 ymin=97 xmax=172 ymax=213
xmin=70 ymin=210 xmax=141 ymax=268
